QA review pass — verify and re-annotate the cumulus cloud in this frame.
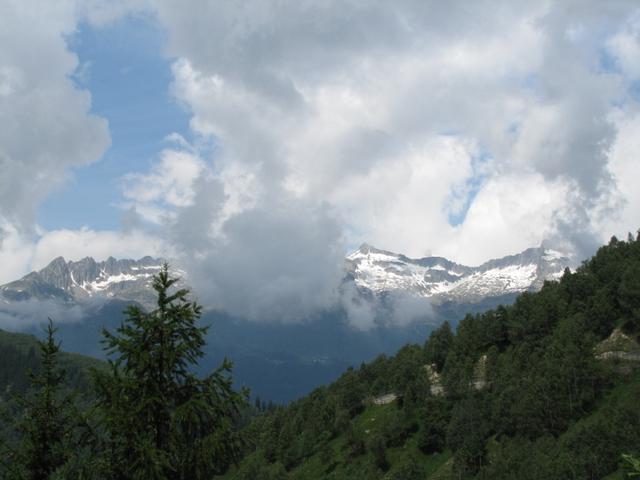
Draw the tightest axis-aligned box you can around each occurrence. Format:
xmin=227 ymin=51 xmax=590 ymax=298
xmin=138 ymin=0 xmax=640 ymax=326
xmin=0 ymin=1 xmax=172 ymax=286
xmin=170 ymin=193 xmax=346 ymax=322
xmin=30 ymin=227 xmax=169 ymax=271
xmin=607 ymin=12 xmax=640 ymax=79
xmin=121 ymin=137 xmax=206 ymax=224
xmin=3 ymin=1 xmax=640 ymax=328
xmin=0 ymin=0 xmax=110 ymax=231
xmin=0 ymin=224 xmax=168 ymax=284
xmin=598 ymin=110 xmax=640 ymax=240
xmin=0 ymin=221 xmax=35 ymax=284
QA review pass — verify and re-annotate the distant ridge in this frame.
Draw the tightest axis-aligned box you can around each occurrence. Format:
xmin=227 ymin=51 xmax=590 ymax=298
xmin=1 ymin=244 xmax=572 ymax=314
xmin=346 ymin=244 xmax=572 ymax=304
xmin=0 ymin=256 xmax=167 ymax=310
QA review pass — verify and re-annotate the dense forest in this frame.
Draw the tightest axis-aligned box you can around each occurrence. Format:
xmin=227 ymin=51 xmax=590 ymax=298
xmin=224 ymin=233 xmax=640 ymax=479
xmin=1 ymin=234 xmax=640 ymax=479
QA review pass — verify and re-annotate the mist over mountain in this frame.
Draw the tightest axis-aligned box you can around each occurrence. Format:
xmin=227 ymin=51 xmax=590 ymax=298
xmin=1 ymin=243 xmax=571 ymax=323
xmin=0 ymin=243 xmax=572 ymax=402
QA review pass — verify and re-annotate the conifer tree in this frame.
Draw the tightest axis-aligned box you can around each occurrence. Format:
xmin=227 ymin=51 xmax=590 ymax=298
xmin=424 ymin=321 xmax=453 ymax=371
xmin=93 ymin=264 xmax=245 ymax=479
xmin=0 ymin=320 xmax=79 ymax=480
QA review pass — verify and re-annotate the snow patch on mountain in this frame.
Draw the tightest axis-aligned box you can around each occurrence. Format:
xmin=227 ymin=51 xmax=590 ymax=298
xmin=347 ymin=243 xmax=571 ymax=304
xmin=1 ymin=243 xmax=572 ymax=321
xmin=0 ymin=257 xmax=169 ymax=310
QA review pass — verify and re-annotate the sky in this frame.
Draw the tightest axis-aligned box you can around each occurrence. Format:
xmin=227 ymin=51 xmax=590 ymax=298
xmin=1 ymin=0 xmax=640 ymax=321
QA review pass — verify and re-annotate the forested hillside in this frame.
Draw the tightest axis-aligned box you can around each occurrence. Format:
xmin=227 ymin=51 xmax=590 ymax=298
xmin=225 ymin=233 xmax=640 ymax=479
xmin=0 ymin=328 xmax=103 ymax=397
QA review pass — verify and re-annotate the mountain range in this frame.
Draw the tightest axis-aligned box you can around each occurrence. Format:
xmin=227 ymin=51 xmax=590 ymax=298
xmin=0 ymin=256 xmax=166 ymax=309
xmin=346 ymin=243 xmax=570 ymax=303
xmin=1 ymin=244 xmax=571 ymax=310
xmin=0 ymin=243 xmax=572 ymax=403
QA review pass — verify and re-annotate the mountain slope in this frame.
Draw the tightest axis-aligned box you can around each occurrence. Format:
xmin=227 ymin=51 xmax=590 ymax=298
xmin=0 ymin=328 xmax=104 ymax=399
xmin=0 ymin=245 xmax=573 ymax=404
xmin=224 ymin=234 xmax=640 ymax=479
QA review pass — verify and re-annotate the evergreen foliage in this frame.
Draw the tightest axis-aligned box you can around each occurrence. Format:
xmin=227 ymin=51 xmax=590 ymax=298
xmin=224 ymin=233 xmax=640 ymax=479
xmin=1 ymin=234 xmax=639 ymax=478
xmin=0 ymin=321 xmax=84 ymax=480
xmin=0 ymin=265 xmax=246 ymax=479
xmin=92 ymin=264 xmax=246 ymax=479
xmin=623 ymin=454 xmax=640 ymax=478
xmin=0 ymin=328 xmax=100 ymax=398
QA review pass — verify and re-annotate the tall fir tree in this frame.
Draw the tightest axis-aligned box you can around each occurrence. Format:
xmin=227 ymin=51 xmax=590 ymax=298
xmin=93 ymin=264 xmax=246 ymax=479
xmin=0 ymin=320 xmax=79 ymax=480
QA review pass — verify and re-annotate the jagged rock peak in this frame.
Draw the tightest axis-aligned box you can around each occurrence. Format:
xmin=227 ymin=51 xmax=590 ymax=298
xmin=0 ymin=256 xmax=166 ymax=309
xmin=347 ymin=243 xmax=572 ymax=304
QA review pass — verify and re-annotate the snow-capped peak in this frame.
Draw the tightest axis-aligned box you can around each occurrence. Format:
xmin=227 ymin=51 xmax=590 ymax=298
xmin=0 ymin=256 xmax=169 ymax=309
xmin=346 ymin=244 xmax=572 ymax=304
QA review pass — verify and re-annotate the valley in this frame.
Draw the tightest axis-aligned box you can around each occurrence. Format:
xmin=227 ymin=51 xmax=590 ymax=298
xmin=0 ymin=243 xmax=571 ymax=403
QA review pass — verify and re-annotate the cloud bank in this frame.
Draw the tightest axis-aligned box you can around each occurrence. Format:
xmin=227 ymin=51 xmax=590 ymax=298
xmin=2 ymin=1 xmax=640 ymax=326
xmin=0 ymin=1 xmax=110 ymax=231
xmin=149 ymin=0 xmax=640 ymax=321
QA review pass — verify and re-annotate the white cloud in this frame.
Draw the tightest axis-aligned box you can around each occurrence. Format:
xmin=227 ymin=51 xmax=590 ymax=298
xmin=598 ymin=110 xmax=640 ymax=240
xmin=131 ymin=0 xmax=640 ymax=322
xmin=444 ymin=174 xmax=570 ymax=265
xmin=607 ymin=13 xmax=640 ymax=79
xmin=3 ymin=1 xmax=640 ymax=326
xmin=0 ymin=223 xmax=168 ymax=284
xmin=0 ymin=0 xmax=110 ymax=231
xmin=121 ymin=143 xmax=206 ymax=224
xmin=0 ymin=221 xmax=35 ymax=284
xmin=328 ymin=136 xmax=478 ymax=258
xmin=30 ymin=227 xmax=168 ymax=271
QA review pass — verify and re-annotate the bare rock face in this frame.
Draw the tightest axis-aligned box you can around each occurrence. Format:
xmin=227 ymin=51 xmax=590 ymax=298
xmin=371 ymin=393 xmax=398 ymax=405
xmin=595 ymin=328 xmax=640 ymax=362
xmin=423 ymin=364 xmax=444 ymax=396
xmin=472 ymin=354 xmax=489 ymax=391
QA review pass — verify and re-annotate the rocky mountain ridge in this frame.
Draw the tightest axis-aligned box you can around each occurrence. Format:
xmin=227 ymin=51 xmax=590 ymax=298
xmin=346 ymin=243 xmax=571 ymax=304
xmin=1 ymin=244 xmax=572 ymax=313
xmin=0 ymin=256 xmax=165 ymax=309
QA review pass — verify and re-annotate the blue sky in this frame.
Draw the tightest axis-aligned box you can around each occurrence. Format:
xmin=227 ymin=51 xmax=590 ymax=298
xmin=38 ymin=16 xmax=189 ymax=231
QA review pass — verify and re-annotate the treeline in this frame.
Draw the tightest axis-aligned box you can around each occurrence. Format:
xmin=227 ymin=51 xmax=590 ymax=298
xmin=0 ymin=328 xmax=103 ymax=399
xmin=0 ymin=266 xmax=247 ymax=480
xmin=228 ymin=233 xmax=640 ymax=479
